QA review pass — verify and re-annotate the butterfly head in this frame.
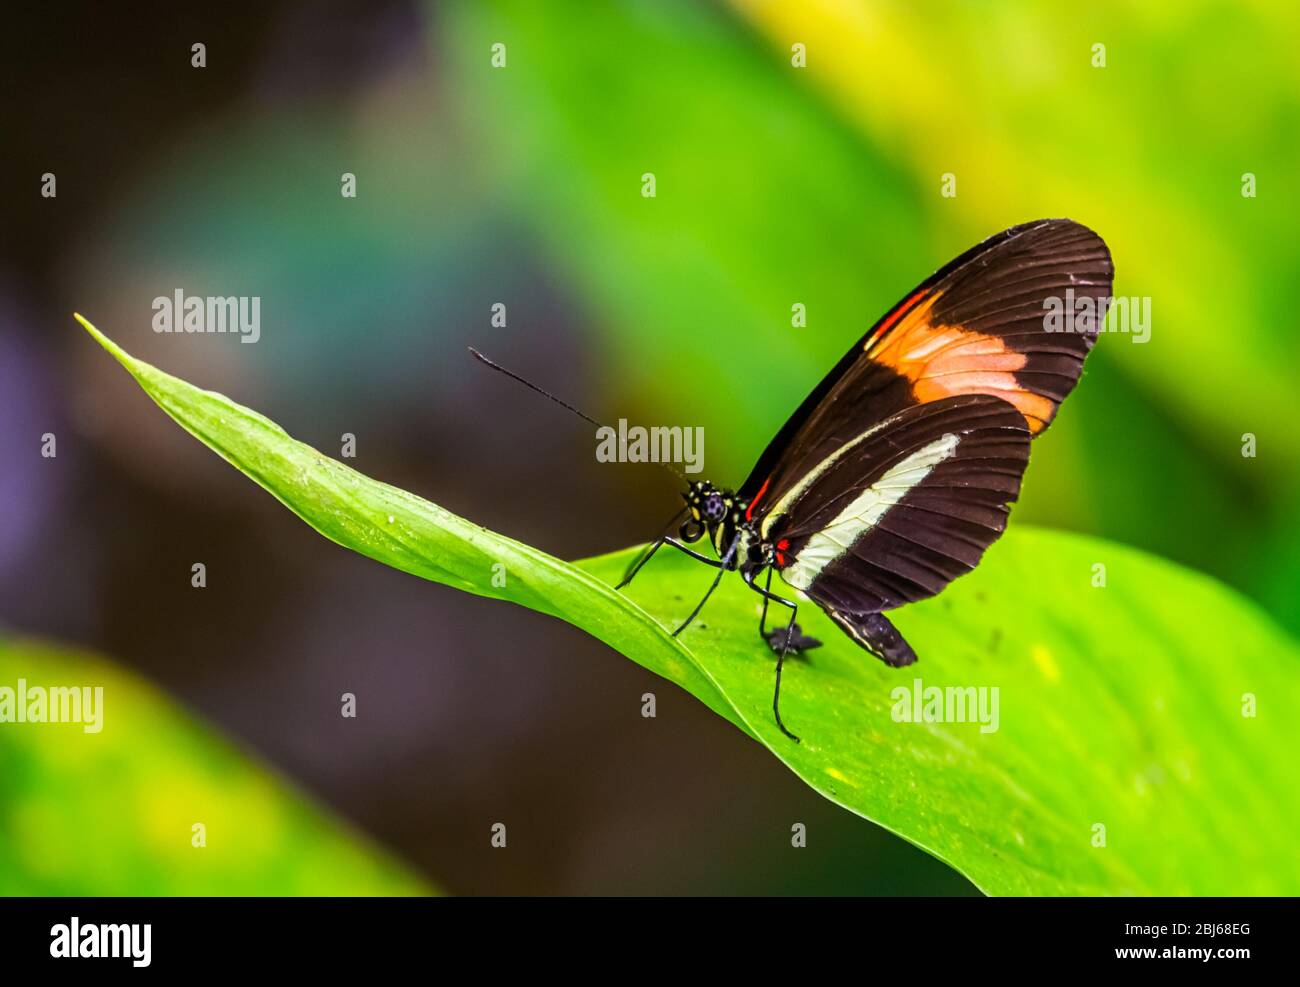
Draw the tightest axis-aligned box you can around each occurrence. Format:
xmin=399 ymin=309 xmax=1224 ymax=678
xmin=681 ymin=480 xmax=735 ymax=543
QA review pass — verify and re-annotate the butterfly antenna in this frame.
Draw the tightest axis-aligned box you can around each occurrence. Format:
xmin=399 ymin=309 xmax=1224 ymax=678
xmin=467 ymin=347 xmax=690 ymax=483
xmin=468 ymin=346 xmax=605 ymax=428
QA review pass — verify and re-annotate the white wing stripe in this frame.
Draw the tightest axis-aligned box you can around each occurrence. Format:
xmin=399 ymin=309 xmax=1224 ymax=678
xmin=759 ymin=417 xmax=891 ymax=539
xmin=782 ymin=433 xmax=961 ymax=591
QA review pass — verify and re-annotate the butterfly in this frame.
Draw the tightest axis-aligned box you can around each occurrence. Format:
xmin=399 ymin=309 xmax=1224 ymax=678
xmin=614 ymin=219 xmax=1113 ymax=741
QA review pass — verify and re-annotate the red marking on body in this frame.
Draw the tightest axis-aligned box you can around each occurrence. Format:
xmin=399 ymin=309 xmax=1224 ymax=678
xmin=745 ymin=477 xmax=771 ymax=522
xmin=866 ymin=287 xmax=928 ymax=348
xmin=775 ymin=538 xmax=790 ymax=568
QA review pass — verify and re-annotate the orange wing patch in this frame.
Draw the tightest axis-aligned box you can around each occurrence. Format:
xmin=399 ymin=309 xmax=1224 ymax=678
xmin=865 ymin=289 xmax=1054 ymax=434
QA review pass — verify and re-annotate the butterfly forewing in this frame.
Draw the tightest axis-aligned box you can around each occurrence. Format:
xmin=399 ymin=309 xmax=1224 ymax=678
xmin=739 ymin=218 xmax=1111 ymax=523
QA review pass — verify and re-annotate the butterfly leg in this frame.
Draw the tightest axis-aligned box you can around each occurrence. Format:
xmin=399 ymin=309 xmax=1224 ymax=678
xmin=615 ymin=538 xmax=664 ymax=589
xmin=670 ymin=537 xmax=739 ymax=637
xmin=772 ymin=607 xmax=802 ymax=744
xmin=617 ymin=536 xmax=723 ymax=590
xmin=671 ymin=565 xmax=725 ymax=637
xmin=746 ymin=570 xmax=820 ymax=654
xmin=662 ymin=537 xmax=729 ymax=568
xmin=741 ymin=571 xmax=801 ymax=742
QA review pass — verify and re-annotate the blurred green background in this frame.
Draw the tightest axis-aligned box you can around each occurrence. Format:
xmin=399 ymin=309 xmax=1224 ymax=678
xmin=1 ymin=0 xmax=1296 ymax=894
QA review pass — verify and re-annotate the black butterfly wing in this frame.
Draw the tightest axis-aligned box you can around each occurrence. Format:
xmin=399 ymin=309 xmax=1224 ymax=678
xmin=738 ymin=219 xmax=1110 ymax=523
xmin=824 ymin=610 xmax=918 ymax=667
xmin=760 ymin=394 xmax=1030 ymax=645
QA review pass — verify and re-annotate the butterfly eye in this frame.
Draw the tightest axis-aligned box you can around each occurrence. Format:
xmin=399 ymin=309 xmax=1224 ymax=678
xmin=703 ymin=494 xmax=726 ymax=522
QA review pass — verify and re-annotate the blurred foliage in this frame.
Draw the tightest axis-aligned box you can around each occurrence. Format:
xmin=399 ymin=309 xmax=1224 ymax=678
xmin=0 ymin=632 xmax=430 ymax=895
xmin=440 ymin=0 xmax=1300 ymax=631
xmin=80 ymin=317 xmax=1300 ymax=894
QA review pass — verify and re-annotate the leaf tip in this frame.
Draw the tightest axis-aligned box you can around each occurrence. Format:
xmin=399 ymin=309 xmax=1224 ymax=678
xmin=74 ymin=313 xmax=133 ymax=370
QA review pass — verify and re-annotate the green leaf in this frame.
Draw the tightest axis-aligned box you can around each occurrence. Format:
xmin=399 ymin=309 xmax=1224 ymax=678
xmin=0 ymin=632 xmax=431 ymax=895
xmin=76 ymin=315 xmax=1300 ymax=895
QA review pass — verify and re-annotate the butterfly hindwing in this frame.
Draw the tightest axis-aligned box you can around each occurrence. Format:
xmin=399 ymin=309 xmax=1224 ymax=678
xmin=759 ymin=393 xmax=1031 ymax=626
xmin=825 ymin=610 xmax=918 ymax=667
xmin=740 ymin=219 xmax=1110 ymax=524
